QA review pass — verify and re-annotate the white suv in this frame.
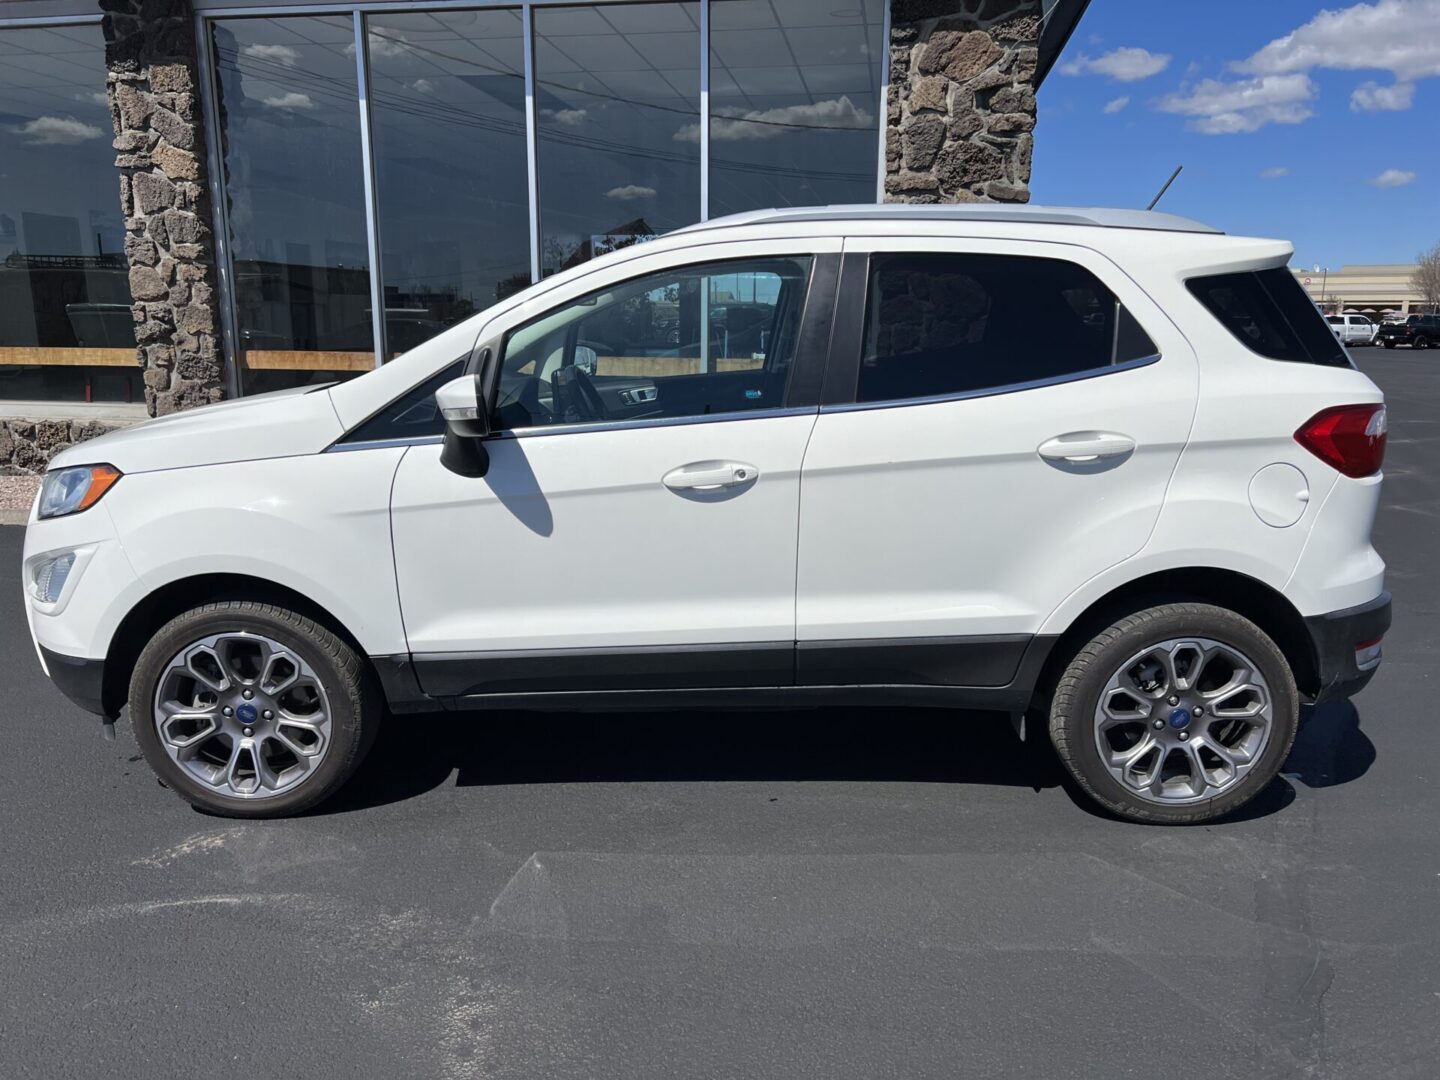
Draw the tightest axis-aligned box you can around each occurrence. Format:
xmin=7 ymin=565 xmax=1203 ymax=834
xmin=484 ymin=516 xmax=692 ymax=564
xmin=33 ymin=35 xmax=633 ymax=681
xmin=22 ymin=205 xmax=1391 ymax=823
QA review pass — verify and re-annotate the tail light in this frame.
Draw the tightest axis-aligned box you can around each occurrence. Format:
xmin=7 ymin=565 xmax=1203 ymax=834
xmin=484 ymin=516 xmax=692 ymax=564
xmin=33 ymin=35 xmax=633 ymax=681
xmin=1295 ymin=404 xmax=1387 ymax=478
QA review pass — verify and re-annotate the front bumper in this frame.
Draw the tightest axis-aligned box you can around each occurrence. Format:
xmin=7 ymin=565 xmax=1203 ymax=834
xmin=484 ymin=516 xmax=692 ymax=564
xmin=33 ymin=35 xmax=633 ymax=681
xmin=39 ymin=645 xmax=110 ymax=717
xmin=1304 ymin=591 xmax=1391 ymax=703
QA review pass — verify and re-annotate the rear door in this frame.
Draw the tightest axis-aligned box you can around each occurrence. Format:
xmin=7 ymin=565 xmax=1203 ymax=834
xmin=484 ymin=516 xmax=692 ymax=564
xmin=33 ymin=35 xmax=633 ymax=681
xmin=794 ymin=236 xmax=1198 ymax=686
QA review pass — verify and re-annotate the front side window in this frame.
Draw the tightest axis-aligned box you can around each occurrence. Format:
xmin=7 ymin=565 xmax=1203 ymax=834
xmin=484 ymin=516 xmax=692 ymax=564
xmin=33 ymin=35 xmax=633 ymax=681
xmin=495 ymin=256 xmax=812 ymax=429
xmin=855 ymin=253 xmax=1158 ymax=404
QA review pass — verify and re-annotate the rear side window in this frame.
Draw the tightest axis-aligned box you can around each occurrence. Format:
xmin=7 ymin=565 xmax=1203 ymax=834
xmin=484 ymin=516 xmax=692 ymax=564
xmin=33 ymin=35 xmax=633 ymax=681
xmin=1187 ymin=268 xmax=1350 ymax=367
xmin=856 ymin=253 xmax=1159 ymax=404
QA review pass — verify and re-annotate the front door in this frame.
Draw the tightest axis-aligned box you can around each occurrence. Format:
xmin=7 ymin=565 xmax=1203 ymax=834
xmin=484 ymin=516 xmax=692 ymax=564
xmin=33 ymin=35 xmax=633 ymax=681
xmin=390 ymin=246 xmax=835 ymax=698
xmin=794 ymin=238 xmax=1199 ymax=686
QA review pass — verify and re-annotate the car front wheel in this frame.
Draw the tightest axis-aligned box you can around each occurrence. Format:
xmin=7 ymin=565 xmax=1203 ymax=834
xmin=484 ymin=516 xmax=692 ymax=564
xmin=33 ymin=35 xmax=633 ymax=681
xmin=129 ymin=601 xmax=380 ymax=817
xmin=1048 ymin=603 xmax=1298 ymax=824
xmin=1414 ymin=336 xmax=1430 ymax=350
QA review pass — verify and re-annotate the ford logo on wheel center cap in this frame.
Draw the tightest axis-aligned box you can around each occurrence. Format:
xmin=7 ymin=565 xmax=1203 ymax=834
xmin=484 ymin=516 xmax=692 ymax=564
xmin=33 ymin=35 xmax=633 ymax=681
xmin=236 ymin=703 xmax=259 ymax=724
xmin=1168 ymin=707 xmax=1192 ymax=730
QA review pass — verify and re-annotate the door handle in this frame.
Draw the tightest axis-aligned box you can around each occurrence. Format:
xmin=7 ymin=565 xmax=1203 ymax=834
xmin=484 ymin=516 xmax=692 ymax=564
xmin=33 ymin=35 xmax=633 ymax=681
xmin=662 ymin=460 xmax=758 ymax=491
xmin=1037 ymin=431 xmax=1136 ymax=463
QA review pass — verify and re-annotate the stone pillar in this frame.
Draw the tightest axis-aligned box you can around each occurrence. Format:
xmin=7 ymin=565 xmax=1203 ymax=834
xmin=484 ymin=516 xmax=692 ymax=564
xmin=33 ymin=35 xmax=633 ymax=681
xmin=885 ymin=0 xmax=1039 ymax=204
xmin=102 ymin=0 xmax=225 ymax=416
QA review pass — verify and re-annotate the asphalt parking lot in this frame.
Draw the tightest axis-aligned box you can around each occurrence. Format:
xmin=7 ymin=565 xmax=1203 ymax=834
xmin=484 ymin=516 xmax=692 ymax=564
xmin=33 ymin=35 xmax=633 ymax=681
xmin=2 ymin=351 xmax=1436 ymax=1079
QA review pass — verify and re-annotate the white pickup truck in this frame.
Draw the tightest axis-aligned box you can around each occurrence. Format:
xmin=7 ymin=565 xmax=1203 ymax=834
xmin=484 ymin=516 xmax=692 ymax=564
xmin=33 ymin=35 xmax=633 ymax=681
xmin=1326 ymin=313 xmax=1377 ymax=346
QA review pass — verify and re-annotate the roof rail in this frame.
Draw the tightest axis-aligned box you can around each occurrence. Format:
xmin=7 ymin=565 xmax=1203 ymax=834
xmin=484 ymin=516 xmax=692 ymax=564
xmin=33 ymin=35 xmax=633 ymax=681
xmin=671 ymin=203 xmax=1223 ymax=236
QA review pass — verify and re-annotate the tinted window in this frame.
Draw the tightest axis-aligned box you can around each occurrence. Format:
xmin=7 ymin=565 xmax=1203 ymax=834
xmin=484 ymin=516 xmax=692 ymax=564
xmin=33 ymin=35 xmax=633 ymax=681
xmin=366 ymin=11 xmax=530 ymax=359
xmin=708 ymin=0 xmax=885 ymax=216
xmin=856 ymin=253 xmax=1158 ymax=404
xmin=344 ymin=360 xmax=465 ymax=444
xmin=534 ymin=3 xmax=700 ymax=278
xmin=211 ymin=17 xmax=374 ymax=393
xmin=1187 ymin=268 xmax=1350 ymax=368
xmin=496 ymin=256 xmax=812 ymax=428
xmin=0 ymin=24 xmax=137 ymax=404
xmin=1325 ymin=316 xmax=1344 ymax=325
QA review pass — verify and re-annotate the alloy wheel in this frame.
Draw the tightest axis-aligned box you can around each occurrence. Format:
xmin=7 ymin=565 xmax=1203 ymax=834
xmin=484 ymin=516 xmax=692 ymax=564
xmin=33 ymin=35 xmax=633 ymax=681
xmin=1092 ymin=637 xmax=1275 ymax=805
xmin=152 ymin=632 xmax=332 ymax=800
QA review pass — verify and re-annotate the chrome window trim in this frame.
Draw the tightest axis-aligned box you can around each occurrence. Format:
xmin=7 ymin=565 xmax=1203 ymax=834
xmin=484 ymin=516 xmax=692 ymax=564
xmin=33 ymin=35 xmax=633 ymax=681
xmin=194 ymin=12 xmax=244 ymax=400
xmin=493 ymin=404 xmax=817 ymax=440
xmin=826 ymin=354 xmax=1163 ymax=415
xmin=326 ymin=434 xmax=444 ymax=452
xmin=0 ymin=14 xmax=103 ymax=26
xmin=354 ymin=10 xmax=387 ymax=369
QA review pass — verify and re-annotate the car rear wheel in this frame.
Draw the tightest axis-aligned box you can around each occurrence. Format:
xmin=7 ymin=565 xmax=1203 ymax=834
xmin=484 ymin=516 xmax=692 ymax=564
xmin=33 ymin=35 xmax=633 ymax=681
xmin=129 ymin=601 xmax=380 ymax=817
xmin=1384 ymin=339 xmax=1396 ymax=349
xmin=1415 ymin=336 xmax=1430 ymax=350
xmin=1048 ymin=603 xmax=1298 ymax=824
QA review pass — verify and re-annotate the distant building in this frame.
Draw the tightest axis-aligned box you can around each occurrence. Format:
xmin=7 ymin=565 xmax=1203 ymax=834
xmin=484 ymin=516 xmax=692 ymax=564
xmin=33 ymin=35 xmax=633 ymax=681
xmin=1293 ymin=264 xmax=1427 ymax=316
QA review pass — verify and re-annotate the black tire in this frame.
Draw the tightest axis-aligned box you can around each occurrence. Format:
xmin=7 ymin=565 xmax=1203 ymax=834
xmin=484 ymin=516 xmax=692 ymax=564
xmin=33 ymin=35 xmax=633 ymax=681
xmin=1048 ymin=603 xmax=1298 ymax=824
xmin=129 ymin=601 xmax=380 ymax=817
xmin=1414 ymin=336 xmax=1430 ymax=350
xmin=1383 ymin=339 xmax=1396 ymax=349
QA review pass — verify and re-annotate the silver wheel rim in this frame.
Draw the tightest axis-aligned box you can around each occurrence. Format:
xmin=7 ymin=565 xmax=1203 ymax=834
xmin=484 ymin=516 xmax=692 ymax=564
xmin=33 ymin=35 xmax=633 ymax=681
xmin=1092 ymin=636 xmax=1274 ymax=806
xmin=152 ymin=632 xmax=332 ymax=801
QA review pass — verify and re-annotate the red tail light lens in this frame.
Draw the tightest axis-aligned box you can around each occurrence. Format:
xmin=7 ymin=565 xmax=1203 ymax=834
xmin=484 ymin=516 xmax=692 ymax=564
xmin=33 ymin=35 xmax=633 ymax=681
xmin=1295 ymin=404 xmax=1387 ymax=478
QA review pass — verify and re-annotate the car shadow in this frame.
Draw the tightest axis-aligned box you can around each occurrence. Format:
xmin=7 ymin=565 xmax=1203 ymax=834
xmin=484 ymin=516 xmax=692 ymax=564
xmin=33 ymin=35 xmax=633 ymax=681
xmin=318 ymin=706 xmax=1067 ymax=815
xmin=317 ymin=698 xmax=1377 ymax=822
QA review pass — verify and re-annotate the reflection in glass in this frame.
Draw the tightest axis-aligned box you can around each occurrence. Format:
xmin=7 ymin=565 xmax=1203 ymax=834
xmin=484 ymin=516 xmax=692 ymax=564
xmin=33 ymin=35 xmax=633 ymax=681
xmin=535 ymin=3 xmax=700 ymax=278
xmin=0 ymin=25 xmax=136 ymax=403
xmin=212 ymin=16 xmax=373 ymax=393
xmin=366 ymin=10 xmax=531 ymax=359
xmin=709 ymin=0 xmax=884 ymax=216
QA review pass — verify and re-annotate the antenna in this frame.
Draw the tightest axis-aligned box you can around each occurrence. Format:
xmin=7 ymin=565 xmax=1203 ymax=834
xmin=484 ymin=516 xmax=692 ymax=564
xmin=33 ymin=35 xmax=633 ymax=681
xmin=1146 ymin=165 xmax=1183 ymax=211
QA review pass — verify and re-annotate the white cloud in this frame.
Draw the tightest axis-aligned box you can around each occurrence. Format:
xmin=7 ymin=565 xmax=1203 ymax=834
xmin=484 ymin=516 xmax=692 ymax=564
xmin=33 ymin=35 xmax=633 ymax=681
xmin=606 ymin=184 xmax=657 ymax=200
xmin=261 ymin=92 xmax=318 ymax=111
xmin=346 ymin=33 xmax=411 ymax=59
xmin=1237 ymin=0 xmax=1440 ymax=83
xmin=1351 ymin=79 xmax=1415 ymax=110
xmin=1156 ymin=73 xmax=1316 ymax=134
xmin=409 ymin=78 xmax=437 ymax=94
xmin=1059 ymin=47 xmax=1171 ymax=82
xmin=76 ymin=91 xmax=109 ymax=106
xmin=1103 ymin=96 xmax=1130 ymax=114
xmin=15 ymin=115 xmax=104 ymax=145
xmin=1261 ymin=166 xmax=1290 ymax=178
xmin=1371 ymin=167 xmax=1417 ymax=187
xmin=242 ymin=43 xmax=300 ymax=68
xmin=674 ymin=95 xmax=872 ymax=143
xmin=542 ymin=108 xmax=587 ymax=126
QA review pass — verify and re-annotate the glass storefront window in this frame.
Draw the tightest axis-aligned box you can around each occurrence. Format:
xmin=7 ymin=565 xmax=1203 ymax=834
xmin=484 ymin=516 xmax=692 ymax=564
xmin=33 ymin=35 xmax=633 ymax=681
xmin=366 ymin=10 xmax=531 ymax=359
xmin=708 ymin=0 xmax=884 ymax=216
xmin=211 ymin=16 xmax=374 ymax=393
xmin=0 ymin=24 xmax=137 ymax=404
xmin=534 ymin=3 xmax=700 ymax=278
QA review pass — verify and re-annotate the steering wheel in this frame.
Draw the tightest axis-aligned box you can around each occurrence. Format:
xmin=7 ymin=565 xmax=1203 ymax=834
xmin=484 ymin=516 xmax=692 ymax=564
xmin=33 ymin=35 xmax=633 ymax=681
xmin=552 ymin=363 xmax=609 ymax=423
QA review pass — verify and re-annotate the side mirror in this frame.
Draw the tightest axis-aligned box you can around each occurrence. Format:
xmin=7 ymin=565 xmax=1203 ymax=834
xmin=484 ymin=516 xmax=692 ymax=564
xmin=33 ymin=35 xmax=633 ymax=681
xmin=437 ymin=373 xmax=491 ymax=478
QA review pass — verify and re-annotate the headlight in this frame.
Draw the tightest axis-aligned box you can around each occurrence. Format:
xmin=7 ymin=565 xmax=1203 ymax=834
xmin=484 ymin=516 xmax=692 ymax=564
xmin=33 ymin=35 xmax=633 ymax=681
xmin=38 ymin=464 xmax=121 ymax=520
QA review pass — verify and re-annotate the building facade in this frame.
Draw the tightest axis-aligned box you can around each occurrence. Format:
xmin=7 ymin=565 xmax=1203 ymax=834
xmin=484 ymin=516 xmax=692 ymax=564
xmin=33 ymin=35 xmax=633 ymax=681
xmin=0 ymin=0 xmax=1086 ymax=470
xmin=1293 ymin=264 xmax=1429 ymax=317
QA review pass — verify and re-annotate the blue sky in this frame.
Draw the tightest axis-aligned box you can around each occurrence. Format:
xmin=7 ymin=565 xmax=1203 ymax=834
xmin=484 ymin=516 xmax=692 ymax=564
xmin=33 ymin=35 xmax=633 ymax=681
xmin=1034 ymin=0 xmax=1439 ymax=269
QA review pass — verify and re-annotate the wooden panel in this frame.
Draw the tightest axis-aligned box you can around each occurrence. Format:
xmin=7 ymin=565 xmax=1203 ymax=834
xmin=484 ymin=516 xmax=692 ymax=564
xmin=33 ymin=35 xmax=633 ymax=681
xmin=243 ymin=350 xmax=376 ymax=372
xmin=0 ymin=346 xmax=135 ymax=368
xmin=596 ymin=356 xmax=765 ymax=377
